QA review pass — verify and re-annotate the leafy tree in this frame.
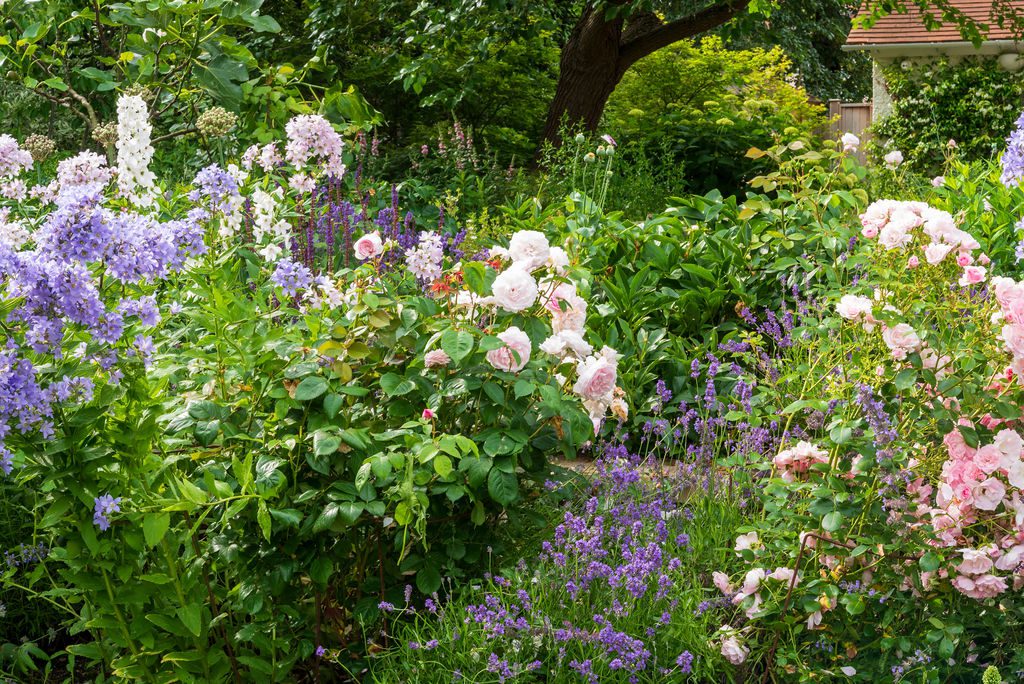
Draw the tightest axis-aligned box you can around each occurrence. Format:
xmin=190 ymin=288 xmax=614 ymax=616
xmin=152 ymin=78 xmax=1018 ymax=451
xmin=389 ymin=0 xmax=1024 ymax=146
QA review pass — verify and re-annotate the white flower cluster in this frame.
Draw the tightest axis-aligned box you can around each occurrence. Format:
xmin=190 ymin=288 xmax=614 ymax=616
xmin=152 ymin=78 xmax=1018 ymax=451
xmin=405 ymin=232 xmax=444 ymax=283
xmin=115 ymin=95 xmax=157 ymax=207
xmin=250 ymin=187 xmax=292 ymax=261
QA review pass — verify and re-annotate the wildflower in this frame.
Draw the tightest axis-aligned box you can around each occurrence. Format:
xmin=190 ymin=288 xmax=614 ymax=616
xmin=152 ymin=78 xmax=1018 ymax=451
xmin=315 ymin=645 xmax=327 ymax=657
xmin=883 ymin=150 xmax=903 ymax=169
xmin=1002 ymin=111 xmax=1024 ymax=187
xmin=23 ymin=134 xmax=55 ymax=163
xmin=405 ymin=232 xmax=444 ymax=283
xmin=271 ymin=258 xmax=313 ymax=297
xmin=115 ymin=94 xmax=158 ymax=207
xmin=196 ymin=106 xmax=237 ymax=138
xmin=93 ymin=494 xmax=122 ymax=531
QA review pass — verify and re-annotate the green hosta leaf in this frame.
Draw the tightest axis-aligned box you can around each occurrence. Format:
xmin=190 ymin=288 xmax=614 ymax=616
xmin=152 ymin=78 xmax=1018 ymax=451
xmin=380 ymin=373 xmax=416 ymax=396
xmin=440 ymin=329 xmax=474 ymax=363
xmin=294 ymin=376 xmax=328 ymax=401
xmin=142 ymin=513 xmax=170 ymax=548
xmin=487 ymin=469 xmax=518 ymax=506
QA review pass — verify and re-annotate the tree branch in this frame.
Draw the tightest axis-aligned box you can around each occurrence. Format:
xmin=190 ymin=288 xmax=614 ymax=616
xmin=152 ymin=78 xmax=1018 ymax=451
xmin=617 ymin=0 xmax=752 ymax=73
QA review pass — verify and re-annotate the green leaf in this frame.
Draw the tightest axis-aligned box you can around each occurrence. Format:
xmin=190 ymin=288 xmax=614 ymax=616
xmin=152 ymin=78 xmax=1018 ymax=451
xmin=268 ymin=508 xmax=302 ymax=527
xmin=434 ymin=454 xmax=453 ymax=478
xmin=440 ymin=329 xmax=474 ymax=363
xmin=513 ymin=379 xmax=535 ymax=399
xmin=257 ymin=500 xmax=272 ymax=542
xmin=487 ymin=469 xmax=518 ymax=506
xmin=177 ymin=604 xmax=202 ymax=637
xmin=294 ymin=376 xmax=328 ymax=401
xmin=194 ymin=419 xmax=221 ymax=446
xmin=822 ymin=511 xmax=843 ymax=532
xmin=894 ymin=369 xmax=917 ymax=390
xmin=313 ymin=430 xmax=341 ymax=457
xmin=416 ymin=564 xmax=443 ymax=594
xmin=143 ymin=513 xmax=170 ymax=548
xmin=380 ymin=373 xmax=415 ymax=396
xmin=920 ymin=551 xmax=940 ymax=573
xmin=323 ymin=393 xmax=344 ymax=419
xmin=197 ymin=55 xmax=248 ymax=111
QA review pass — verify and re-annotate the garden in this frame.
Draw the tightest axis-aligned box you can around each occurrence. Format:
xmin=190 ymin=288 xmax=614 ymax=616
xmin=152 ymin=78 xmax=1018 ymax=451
xmin=3 ymin=0 xmax=1024 ymax=682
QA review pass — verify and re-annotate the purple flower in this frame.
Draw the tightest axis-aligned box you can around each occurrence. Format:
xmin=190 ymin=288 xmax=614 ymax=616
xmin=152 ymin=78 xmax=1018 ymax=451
xmin=93 ymin=494 xmax=121 ymax=531
xmin=315 ymin=645 xmax=327 ymax=657
xmin=271 ymin=258 xmax=313 ymax=297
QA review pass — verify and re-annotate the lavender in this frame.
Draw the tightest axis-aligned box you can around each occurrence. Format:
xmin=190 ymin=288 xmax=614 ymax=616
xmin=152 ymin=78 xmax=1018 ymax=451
xmin=853 ymin=384 xmax=897 ymax=460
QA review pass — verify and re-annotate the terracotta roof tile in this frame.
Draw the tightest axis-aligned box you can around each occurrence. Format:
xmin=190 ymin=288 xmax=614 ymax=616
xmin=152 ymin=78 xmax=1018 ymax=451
xmin=847 ymin=0 xmax=1024 ymax=44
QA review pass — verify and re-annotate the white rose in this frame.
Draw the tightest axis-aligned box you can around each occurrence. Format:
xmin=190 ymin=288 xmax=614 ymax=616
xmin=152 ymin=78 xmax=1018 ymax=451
xmin=491 ymin=266 xmax=538 ymax=313
xmin=507 ymin=230 xmax=550 ymax=272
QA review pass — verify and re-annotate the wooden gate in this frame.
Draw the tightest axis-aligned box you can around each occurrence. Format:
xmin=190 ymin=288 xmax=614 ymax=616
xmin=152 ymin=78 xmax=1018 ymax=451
xmin=827 ymin=100 xmax=872 ymax=161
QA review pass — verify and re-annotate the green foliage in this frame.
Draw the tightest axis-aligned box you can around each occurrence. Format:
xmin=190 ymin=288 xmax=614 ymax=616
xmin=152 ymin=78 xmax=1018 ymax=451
xmin=871 ymin=58 xmax=1024 ymax=176
xmin=603 ymin=37 xmax=827 ymax=197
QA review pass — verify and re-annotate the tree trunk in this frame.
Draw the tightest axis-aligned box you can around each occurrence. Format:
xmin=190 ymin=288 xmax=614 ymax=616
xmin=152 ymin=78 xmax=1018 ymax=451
xmin=539 ymin=1 xmax=753 ymax=148
xmin=539 ymin=5 xmax=625 ymax=147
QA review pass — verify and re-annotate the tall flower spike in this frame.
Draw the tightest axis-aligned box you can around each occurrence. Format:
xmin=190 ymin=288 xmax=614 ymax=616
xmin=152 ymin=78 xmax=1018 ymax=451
xmin=115 ymin=94 xmax=158 ymax=208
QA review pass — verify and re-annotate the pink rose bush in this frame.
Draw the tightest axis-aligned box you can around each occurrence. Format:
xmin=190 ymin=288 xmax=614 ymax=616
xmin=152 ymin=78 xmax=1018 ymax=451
xmin=706 ymin=190 xmax=1024 ymax=675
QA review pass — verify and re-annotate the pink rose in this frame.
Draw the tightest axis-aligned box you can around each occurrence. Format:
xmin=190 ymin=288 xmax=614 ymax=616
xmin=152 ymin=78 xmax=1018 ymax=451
xmin=421 ymin=408 xmax=435 ymax=420
xmin=995 ymin=544 xmax=1024 ymax=571
xmin=908 ymin=255 xmax=919 ymax=268
xmin=734 ymin=532 xmax=760 ymax=554
xmin=944 ymin=429 xmax=975 ymax=461
xmin=424 ymin=349 xmax=451 ymax=368
xmin=957 ymin=547 xmax=994 ymax=575
xmin=491 ymin=266 xmax=539 ymax=312
xmin=712 ymin=571 xmax=733 ymax=594
xmin=835 ymin=294 xmax=873 ymax=322
xmin=861 ymin=225 xmax=879 ymax=239
xmin=486 ymin=326 xmax=532 ymax=372
xmin=882 ymin=323 xmax=922 ymax=360
xmin=768 ymin=567 xmax=797 ymax=585
xmin=973 ymin=445 xmax=1004 ymax=475
xmin=995 ymin=429 xmax=1024 ymax=461
xmin=541 ymin=279 xmax=577 ymax=314
xmin=551 ymin=293 xmax=587 ymax=333
xmin=1002 ymin=324 xmax=1024 ymax=357
xmin=956 ymin=253 xmax=973 ymax=267
xmin=573 ymin=354 xmax=617 ymax=401
xmin=958 ymin=265 xmax=987 ymax=287
xmin=924 ymin=242 xmax=954 ymax=265
xmin=720 ymin=636 xmax=748 ymax=665
xmin=973 ymin=477 xmax=1007 ymax=511
xmin=353 ymin=232 xmax=384 ymax=260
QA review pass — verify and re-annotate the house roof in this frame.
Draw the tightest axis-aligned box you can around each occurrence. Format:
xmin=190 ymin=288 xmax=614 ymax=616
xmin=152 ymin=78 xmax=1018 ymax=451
xmin=846 ymin=0 xmax=1024 ymax=46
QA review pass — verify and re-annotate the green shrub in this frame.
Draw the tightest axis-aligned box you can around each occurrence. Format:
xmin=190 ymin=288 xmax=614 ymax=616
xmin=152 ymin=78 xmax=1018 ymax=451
xmin=871 ymin=58 xmax=1024 ymax=176
xmin=603 ymin=37 xmax=827 ymax=198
